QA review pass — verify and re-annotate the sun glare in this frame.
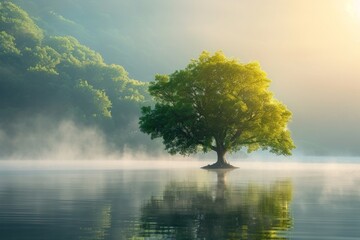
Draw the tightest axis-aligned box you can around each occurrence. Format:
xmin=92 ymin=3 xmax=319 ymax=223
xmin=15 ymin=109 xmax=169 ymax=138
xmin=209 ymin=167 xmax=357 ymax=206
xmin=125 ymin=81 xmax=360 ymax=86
xmin=347 ymin=0 xmax=360 ymax=20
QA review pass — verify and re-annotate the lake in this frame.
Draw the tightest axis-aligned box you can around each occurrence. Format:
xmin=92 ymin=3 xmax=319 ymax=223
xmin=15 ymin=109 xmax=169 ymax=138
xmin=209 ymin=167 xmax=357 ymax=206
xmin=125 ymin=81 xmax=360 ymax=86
xmin=0 ymin=160 xmax=359 ymax=239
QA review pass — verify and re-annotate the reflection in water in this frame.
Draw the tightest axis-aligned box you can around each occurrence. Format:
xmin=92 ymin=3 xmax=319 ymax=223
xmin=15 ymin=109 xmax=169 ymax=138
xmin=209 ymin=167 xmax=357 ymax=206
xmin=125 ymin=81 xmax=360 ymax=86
xmin=138 ymin=170 xmax=293 ymax=239
xmin=79 ymin=204 xmax=112 ymax=240
xmin=1 ymin=166 xmax=359 ymax=239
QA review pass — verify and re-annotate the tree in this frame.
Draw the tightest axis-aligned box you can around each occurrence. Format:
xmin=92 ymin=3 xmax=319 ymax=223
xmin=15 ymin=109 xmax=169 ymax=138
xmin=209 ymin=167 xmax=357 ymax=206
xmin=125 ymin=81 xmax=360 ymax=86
xmin=139 ymin=51 xmax=295 ymax=168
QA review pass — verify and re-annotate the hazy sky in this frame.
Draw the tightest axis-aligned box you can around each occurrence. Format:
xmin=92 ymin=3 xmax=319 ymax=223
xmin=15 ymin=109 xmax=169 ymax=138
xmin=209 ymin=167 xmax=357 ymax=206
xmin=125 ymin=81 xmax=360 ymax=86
xmin=15 ymin=0 xmax=360 ymax=156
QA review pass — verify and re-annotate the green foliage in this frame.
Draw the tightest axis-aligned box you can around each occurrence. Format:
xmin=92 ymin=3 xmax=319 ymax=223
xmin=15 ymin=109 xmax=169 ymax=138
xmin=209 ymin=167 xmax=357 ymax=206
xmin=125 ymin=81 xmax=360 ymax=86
xmin=0 ymin=2 xmax=154 ymax=155
xmin=140 ymin=51 xmax=295 ymax=160
xmin=76 ymin=80 xmax=112 ymax=118
xmin=26 ymin=45 xmax=61 ymax=74
xmin=0 ymin=31 xmax=20 ymax=55
xmin=0 ymin=2 xmax=43 ymax=48
xmin=46 ymin=36 xmax=103 ymax=65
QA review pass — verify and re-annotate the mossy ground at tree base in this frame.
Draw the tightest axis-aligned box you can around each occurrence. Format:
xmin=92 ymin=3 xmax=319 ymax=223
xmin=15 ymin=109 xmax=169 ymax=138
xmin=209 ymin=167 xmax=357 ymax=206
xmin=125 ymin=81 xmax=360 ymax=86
xmin=201 ymin=162 xmax=238 ymax=169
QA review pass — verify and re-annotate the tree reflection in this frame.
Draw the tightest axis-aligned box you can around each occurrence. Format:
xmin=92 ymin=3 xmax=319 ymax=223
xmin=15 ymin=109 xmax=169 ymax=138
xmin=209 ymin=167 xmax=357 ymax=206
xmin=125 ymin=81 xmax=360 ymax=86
xmin=79 ymin=204 xmax=112 ymax=240
xmin=139 ymin=170 xmax=292 ymax=240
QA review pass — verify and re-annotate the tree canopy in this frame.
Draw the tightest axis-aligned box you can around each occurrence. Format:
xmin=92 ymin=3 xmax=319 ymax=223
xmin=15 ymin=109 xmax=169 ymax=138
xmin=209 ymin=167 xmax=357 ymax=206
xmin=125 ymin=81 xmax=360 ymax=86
xmin=140 ymin=51 xmax=295 ymax=167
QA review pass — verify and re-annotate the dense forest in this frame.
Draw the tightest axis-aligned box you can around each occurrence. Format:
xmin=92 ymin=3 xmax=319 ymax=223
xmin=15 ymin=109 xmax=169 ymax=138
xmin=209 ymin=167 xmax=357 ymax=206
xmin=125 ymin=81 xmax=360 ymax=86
xmin=0 ymin=2 xmax=159 ymax=158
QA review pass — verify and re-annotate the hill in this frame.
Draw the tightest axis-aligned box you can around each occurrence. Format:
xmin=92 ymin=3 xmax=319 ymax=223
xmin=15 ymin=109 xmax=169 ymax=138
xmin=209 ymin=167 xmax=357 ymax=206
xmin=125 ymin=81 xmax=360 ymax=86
xmin=0 ymin=2 xmax=157 ymax=158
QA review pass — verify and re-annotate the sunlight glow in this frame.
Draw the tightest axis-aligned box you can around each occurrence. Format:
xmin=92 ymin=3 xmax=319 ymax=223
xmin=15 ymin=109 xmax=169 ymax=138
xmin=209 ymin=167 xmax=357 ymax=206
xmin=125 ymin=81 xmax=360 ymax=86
xmin=347 ymin=0 xmax=360 ymax=20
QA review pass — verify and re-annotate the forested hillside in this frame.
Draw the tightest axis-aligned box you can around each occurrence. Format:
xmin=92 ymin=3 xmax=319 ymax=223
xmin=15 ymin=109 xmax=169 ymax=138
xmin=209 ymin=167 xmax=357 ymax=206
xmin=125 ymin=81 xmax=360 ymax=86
xmin=0 ymin=2 xmax=157 ymax=158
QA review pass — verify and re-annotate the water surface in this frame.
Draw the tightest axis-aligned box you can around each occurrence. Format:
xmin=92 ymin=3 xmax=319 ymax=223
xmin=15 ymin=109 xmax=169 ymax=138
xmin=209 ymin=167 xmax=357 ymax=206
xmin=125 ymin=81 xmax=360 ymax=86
xmin=0 ymin=161 xmax=359 ymax=239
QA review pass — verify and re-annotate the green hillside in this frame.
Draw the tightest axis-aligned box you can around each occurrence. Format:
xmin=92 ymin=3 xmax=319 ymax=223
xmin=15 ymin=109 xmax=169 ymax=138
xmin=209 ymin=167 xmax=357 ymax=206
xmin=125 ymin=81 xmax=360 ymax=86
xmin=0 ymin=2 xmax=156 ymax=158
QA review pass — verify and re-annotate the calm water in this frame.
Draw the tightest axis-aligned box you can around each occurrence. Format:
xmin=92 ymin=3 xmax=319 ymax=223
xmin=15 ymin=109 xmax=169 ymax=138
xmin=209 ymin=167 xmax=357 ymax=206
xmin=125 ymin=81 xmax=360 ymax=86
xmin=0 ymin=161 xmax=359 ymax=240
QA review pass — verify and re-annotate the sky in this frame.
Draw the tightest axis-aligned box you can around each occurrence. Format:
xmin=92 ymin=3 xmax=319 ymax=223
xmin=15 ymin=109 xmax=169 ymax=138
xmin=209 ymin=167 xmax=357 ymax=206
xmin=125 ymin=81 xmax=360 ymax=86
xmin=14 ymin=0 xmax=360 ymax=157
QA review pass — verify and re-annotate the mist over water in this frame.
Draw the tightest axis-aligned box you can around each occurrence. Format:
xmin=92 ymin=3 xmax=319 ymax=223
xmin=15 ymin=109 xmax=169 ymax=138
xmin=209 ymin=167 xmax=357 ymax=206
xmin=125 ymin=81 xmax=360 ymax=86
xmin=0 ymin=117 xmax=116 ymax=160
xmin=1 ymin=114 xmax=359 ymax=164
xmin=0 ymin=161 xmax=359 ymax=239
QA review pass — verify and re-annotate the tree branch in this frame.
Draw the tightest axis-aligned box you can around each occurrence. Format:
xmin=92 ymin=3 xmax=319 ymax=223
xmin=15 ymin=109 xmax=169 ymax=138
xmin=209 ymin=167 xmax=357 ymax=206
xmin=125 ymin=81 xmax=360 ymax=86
xmin=240 ymin=140 xmax=262 ymax=145
xmin=230 ymin=129 xmax=243 ymax=142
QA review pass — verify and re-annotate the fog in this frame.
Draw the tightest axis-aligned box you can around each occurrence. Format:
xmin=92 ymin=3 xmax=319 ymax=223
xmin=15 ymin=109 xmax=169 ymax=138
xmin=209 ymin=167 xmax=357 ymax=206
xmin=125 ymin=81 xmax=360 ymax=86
xmin=0 ymin=117 xmax=117 ymax=160
xmin=1 ymin=115 xmax=360 ymax=164
xmin=3 ymin=0 xmax=360 ymax=158
xmin=0 ymin=115 xmax=201 ymax=164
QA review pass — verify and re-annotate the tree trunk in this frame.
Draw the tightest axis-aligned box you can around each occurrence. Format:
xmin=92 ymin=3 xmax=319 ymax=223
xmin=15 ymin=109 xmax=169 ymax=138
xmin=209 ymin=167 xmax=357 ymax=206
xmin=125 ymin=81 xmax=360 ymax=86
xmin=202 ymin=149 xmax=237 ymax=169
xmin=216 ymin=150 xmax=228 ymax=165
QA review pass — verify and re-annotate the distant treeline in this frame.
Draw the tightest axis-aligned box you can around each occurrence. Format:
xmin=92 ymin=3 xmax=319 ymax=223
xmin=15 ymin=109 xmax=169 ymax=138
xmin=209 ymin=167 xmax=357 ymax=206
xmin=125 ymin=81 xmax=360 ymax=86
xmin=0 ymin=2 xmax=159 ymax=157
